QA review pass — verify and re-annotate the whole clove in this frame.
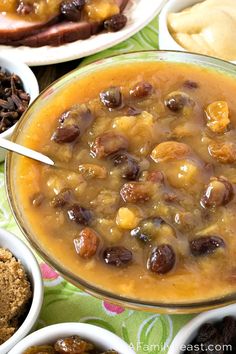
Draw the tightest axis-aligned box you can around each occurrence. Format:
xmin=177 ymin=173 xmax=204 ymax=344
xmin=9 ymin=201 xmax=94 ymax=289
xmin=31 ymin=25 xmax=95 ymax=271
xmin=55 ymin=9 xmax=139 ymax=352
xmin=0 ymin=68 xmax=30 ymax=134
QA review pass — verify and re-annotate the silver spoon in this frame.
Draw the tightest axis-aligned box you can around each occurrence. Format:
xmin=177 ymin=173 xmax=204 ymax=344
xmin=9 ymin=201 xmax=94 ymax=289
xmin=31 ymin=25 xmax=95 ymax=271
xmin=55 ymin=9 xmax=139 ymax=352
xmin=0 ymin=137 xmax=55 ymax=166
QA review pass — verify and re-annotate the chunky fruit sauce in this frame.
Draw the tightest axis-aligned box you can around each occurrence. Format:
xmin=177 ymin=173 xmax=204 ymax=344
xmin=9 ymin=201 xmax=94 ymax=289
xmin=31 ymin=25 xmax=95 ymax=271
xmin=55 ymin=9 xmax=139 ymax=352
xmin=0 ymin=0 xmax=121 ymax=23
xmin=13 ymin=61 xmax=236 ymax=304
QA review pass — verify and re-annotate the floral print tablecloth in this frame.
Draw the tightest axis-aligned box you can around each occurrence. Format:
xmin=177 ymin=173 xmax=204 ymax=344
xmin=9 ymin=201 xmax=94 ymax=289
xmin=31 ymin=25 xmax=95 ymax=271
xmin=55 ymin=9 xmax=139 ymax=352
xmin=0 ymin=17 xmax=195 ymax=354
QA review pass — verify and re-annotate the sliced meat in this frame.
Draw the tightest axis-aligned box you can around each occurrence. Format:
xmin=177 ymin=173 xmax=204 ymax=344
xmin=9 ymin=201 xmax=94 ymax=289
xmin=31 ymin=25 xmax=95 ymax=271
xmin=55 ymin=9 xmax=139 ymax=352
xmin=16 ymin=21 xmax=102 ymax=47
xmin=0 ymin=14 xmax=58 ymax=43
xmin=0 ymin=0 xmax=129 ymax=47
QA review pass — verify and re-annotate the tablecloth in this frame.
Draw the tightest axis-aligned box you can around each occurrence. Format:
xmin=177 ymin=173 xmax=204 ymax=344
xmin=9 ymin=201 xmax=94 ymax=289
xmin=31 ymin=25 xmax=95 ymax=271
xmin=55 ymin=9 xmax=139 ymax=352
xmin=0 ymin=16 xmax=195 ymax=354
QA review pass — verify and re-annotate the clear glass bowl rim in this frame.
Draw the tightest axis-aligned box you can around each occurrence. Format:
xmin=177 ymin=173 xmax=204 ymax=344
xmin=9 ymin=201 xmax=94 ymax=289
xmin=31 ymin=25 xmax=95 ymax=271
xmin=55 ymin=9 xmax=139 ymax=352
xmin=6 ymin=50 xmax=236 ymax=313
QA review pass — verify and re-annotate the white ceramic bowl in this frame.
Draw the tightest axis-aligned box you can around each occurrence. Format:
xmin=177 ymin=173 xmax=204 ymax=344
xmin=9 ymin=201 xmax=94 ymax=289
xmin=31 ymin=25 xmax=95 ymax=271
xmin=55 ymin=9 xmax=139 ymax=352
xmin=0 ymin=228 xmax=43 ymax=354
xmin=168 ymin=303 xmax=236 ymax=354
xmin=159 ymin=0 xmax=236 ymax=65
xmin=0 ymin=56 xmax=39 ymax=161
xmin=8 ymin=323 xmax=136 ymax=354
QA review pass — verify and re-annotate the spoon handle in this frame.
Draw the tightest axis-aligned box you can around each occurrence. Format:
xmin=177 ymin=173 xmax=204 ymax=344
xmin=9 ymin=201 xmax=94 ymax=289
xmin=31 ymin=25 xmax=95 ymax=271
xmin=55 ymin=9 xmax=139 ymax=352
xmin=0 ymin=137 xmax=54 ymax=166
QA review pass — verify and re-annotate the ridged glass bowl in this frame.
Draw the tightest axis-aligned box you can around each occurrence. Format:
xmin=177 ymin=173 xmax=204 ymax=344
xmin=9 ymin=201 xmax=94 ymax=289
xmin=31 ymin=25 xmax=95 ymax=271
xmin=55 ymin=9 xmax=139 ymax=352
xmin=6 ymin=51 xmax=236 ymax=313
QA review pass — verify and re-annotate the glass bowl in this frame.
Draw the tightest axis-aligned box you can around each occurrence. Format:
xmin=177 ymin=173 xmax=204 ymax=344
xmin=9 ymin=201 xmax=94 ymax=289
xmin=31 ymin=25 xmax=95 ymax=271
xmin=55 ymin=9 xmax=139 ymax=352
xmin=6 ymin=51 xmax=236 ymax=314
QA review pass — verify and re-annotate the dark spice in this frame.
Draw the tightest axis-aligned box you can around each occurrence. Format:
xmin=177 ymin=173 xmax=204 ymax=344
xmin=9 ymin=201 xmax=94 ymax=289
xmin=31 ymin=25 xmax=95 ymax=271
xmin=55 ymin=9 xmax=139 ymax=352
xmin=186 ymin=317 xmax=236 ymax=354
xmin=104 ymin=13 xmax=127 ymax=32
xmin=0 ymin=68 xmax=30 ymax=134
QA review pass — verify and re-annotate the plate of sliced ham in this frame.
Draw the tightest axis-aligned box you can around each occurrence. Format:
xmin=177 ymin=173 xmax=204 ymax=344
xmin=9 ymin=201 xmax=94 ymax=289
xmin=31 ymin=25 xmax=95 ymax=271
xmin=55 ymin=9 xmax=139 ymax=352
xmin=0 ymin=0 xmax=166 ymax=66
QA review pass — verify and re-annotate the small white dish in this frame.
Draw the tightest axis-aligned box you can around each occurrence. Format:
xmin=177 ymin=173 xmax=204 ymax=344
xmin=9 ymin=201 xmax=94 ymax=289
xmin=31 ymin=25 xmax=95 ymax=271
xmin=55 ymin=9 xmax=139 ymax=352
xmin=168 ymin=303 xmax=236 ymax=354
xmin=159 ymin=0 xmax=236 ymax=65
xmin=0 ymin=0 xmax=166 ymax=66
xmin=0 ymin=228 xmax=43 ymax=354
xmin=8 ymin=322 xmax=136 ymax=354
xmin=0 ymin=56 xmax=39 ymax=162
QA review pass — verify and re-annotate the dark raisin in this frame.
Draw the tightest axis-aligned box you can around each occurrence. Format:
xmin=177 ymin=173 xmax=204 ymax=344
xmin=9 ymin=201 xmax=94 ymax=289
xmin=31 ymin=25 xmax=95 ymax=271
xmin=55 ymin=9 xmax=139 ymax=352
xmin=221 ymin=316 xmax=236 ymax=344
xmin=191 ymin=317 xmax=236 ymax=354
xmin=54 ymin=335 xmax=94 ymax=353
xmin=131 ymin=217 xmax=165 ymax=243
xmin=59 ymin=105 xmax=94 ymax=136
xmin=60 ymin=0 xmax=85 ymax=21
xmin=120 ymin=182 xmax=152 ymax=203
xmin=183 ymin=80 xmax=199 ymax=89
xmin=51 ymin=189 xmax=73 ymax=208
xmin=111 ymin=151 xmax=140 ymax=180
xmin=130 ymin=81 xmax=153 ymax=99
xmin=68 ymin=204 xmax=92 ymax=225
xmin=74 ymin=228 xmax=99 ymax=258
xmin=100 ymin=87 xmax=122 ymax=109
xmin=165 ymin=95 xmax=184 ymax=112
xmin=147 ymin=244 xmax=176 ymax=274
xmin=200 ymin=177 xmax=234 ymax=209
xmin=91 ymin=132 xmax=128 ymax=158
xmin=104 ymin=13 xmax=127 ymax=32
xmin=165 ymin=91 xmax=193 ymax=112
xmin=103 ymin=246 xmax=132 ymax=267
xmin=51 ymin=125 xmax=80 ymax=144
xmin=126 ymin=106 xmax=142 ymax=116
xmin=196 ymin=323 xmax=219 ymax=343
xmin=190 ymin=236 xmax=225 ymax=256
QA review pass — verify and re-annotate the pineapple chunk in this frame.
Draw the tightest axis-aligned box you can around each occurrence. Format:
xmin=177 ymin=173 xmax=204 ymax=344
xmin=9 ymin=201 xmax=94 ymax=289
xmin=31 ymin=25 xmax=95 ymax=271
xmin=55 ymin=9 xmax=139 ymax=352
xmin=47 ymin=176 xmax=65 ymax=195
xmin=116 ymin=207 xmax=140 ymax=229
xmin=113 ymin=115 xmax=136 ymax=131
xmin=113 ymin=111 xmax=154 ymax=156
xmin=85 ymin=0 xmax=119 ymax=21
xmin=113 ymin=111 xmax=154 ymax=131
xmin=165 ymin=160 xmax=199 ymax=188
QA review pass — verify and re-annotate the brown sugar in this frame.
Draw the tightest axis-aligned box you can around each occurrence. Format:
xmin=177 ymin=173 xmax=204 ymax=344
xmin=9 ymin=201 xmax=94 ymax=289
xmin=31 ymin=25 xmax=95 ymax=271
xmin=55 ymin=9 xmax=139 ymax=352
xmin=0 ymin=248 xmax=32 ymax=345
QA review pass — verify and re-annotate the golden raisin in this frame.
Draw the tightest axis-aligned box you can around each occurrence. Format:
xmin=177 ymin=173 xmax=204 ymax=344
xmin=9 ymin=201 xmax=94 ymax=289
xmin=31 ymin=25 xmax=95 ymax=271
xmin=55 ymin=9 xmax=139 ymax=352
xmin=208 ymin=141 xmax=236 ymax=164
xmin=78 ymin=164 xmax=107 ymax=179
xmin=74 ymin=227 xmax=99 ymax=258
xmin=205 ymin=101 xmax=230 ymax=133
xmin=120 ymin=182 xmax=153 ymax=203
xmin=54 ymin=335 xmax=94 ymax=353
xmin=151 ymin=141 xmax=191 ymax=163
